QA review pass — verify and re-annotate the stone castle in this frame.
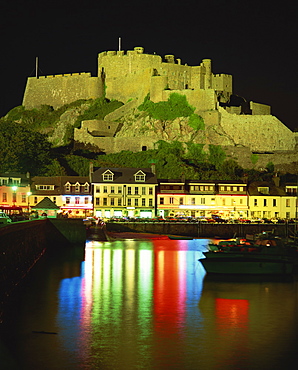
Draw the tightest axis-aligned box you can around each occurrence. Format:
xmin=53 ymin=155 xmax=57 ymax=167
xmin=22 ymin=46 xmax=297 ymax=169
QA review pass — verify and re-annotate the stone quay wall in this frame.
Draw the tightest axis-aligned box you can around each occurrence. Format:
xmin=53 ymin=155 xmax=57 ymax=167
xmin=106 ymin=221 xmax=296 ymax=239
xmin=0 ymin=219 xmax=86 ymax=319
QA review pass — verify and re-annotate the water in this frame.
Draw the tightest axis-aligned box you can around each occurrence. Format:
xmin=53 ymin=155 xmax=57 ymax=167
xmin=1 ymin=238 xmax=298 ymax=370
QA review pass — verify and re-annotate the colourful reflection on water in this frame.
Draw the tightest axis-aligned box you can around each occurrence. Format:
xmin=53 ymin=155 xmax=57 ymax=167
xmin=54 ymin=238 xmax=298 ymax=369
xmin=56 ymin=239 xmax=207 ymax=367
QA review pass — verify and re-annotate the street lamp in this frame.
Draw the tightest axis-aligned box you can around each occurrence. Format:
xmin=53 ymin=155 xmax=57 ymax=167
xmin=27 ymin=191 xmax=32 ymax=212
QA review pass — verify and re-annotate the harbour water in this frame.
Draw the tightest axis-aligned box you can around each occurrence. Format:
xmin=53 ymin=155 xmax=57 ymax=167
xmin=1 ymin=237 xmax=298 ymax=369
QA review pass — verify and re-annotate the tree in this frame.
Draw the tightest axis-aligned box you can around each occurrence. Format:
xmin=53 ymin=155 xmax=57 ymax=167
xmin=0 ymin=119 xmax=52 ymax=175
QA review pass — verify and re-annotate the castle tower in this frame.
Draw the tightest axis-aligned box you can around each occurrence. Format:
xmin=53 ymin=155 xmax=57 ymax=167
xmin=202 ymin=59 xmax=212 ymax=89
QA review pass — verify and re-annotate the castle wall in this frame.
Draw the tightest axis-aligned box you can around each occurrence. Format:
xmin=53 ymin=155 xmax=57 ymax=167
xmin=23 ymin=73 xmax=103 ymax=109
xmin=104 ymin=68 xmax=153 ymax=103
xmin=250 ymin=101 xmax=271 ymax=115
xmin=219 ymin=107 xmax=296 ymax=151
xmin=162 ymin=89 xmax=217 ymax=111
xmin=74 ymin=134 xmax=157 ymax=154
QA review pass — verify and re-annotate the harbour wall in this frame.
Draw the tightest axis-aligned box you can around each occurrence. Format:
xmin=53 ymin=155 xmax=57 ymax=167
xmin=106 ymin=222 xmax=296 ymax=239
xmin=0 ymin=219 xmax=86 ymax=319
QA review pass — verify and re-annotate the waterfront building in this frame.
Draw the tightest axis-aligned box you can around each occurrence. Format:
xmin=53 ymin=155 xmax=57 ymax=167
xmin=30 ymin=176 xmax=93 ymax=218
xmin=247 ymin=180 xmax=297 ymax=220
xmin=0 ymin=172 xmax=31 ymax=211
xmin=92 ymin=168 xmax=158 ymax=219
xmin=157 ymin=180 xmax=248 ymax=219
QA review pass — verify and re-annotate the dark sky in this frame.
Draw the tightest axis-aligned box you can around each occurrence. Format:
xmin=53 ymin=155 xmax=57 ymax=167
xmin=1 ymin=0 xmax=297 ymax=131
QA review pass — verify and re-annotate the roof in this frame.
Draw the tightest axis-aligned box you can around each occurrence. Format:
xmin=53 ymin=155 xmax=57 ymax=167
xmin=92 ymin=168 xmax=158 ymax=184
xmin=247 ymin=181 xmax=286 ymax=196
xmin=31 ymin=176 xmax=90 ymax=195
xmin=31 ymin=197 xmax=60 ymax=210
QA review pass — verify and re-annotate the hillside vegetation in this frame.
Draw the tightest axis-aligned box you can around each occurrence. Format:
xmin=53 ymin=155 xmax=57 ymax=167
xmin=0 ymin=96 xmax=278 ymax=182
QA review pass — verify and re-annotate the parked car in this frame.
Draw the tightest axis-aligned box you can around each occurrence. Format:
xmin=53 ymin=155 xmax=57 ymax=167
xmin=0 ymin=212 xmax=12 ymax=224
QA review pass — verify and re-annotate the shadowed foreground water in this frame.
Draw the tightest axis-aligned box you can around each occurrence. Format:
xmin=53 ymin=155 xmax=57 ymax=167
xmin=1 ymin=238 xmax=298 ymax=369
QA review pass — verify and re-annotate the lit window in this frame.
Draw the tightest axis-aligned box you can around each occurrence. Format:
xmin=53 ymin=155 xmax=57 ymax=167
xmin=103 ymin=173 xmax=113 ymax=181
xmin=179 ymin=197 xmax=183 ymax=205
xmin=169 ymin=197 xmax=174 ymax=204
xmin=75 ymin=184 xmax=80 ymax=193
xmin=65 ymin=184 xmax=71 ymax=192
xmin=95 ymin=198 xmax=100 ymax=205
xmin=66 ymin=197 xmax=70 ymax=204
xmin=84 ymin=197 xmax=89 ymax=204
xmin=75 ymin=197 xmax=80 ymax=204
xmin=201 ymin=198 xmax=205 ymax=205
xmin=2 ymin=193 xmax=7 ymax=202
xmin=191 ymin=198 xmax=195 ymax=205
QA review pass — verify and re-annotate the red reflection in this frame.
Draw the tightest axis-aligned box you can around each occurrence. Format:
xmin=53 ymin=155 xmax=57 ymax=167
xmin=153 ymin=240 xmax=186 ymax=336
xmin=216 ymin=298 xmax=249 ymax=334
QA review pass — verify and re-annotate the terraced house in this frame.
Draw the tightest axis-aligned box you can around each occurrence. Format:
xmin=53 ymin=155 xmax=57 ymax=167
xmin=92 ymin=167 xmax=158 ymax=219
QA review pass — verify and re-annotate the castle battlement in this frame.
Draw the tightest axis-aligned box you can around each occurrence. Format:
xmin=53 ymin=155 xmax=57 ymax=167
xmin=37 ymin=72 xmax=91 ymax=79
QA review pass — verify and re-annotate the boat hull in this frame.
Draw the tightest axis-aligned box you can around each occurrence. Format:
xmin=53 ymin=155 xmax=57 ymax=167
xmin=199 ymin=252 xmax=295 ymax=275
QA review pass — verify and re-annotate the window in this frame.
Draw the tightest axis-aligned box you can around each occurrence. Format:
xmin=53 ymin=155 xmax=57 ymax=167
xmin=258 ymin=187 xmax=269 ymax=195
xmin=149 ymin=187 xmax=153 ymax=195
xmin=103 ymin=198 xmax=107 ymax=206
xmin=110 ymin=198 xmax=115 ymax=206
xmin=84 ymin=184 xmax=89 ymax=192
xmin=160 ymin=197 xmax=164 ymax=205
xmin=201 ymin=198 xmax=205 ymax=205
xmin=53 ymin=197 xmax=56 ymax=203
xmin=134 ymin=199 xmax=138 ymax=207
xmin=111 ymin=186 xmax=115 ymax=194
xmin=103 ymin=173 xmax=113 ymax=181
xmin=191 ymin=198 xmax=195 ymax=205
xmin=2 ymin=193 xmax=7 ymax=202
xmin=227 ymin=186 xmax=231 ymax=191
xmin=239 ymin=187 xmax=244 ymax=192
xmin=135 ymin=187 xmax=139 ymax=195
xmin=66 ymin=197 xmax=70 ymax=204
xmin=118 ymin=198 xmax=122 ymax=206
xmin=142 ymin=198 xmax=146 ymax=206
xmin=118 ymin=186 xmax=122 ymax=194
xmin=75 ymin=197 xmax=80 ymax=204
xmin=179 ymin=197 xmax=183 ymax=205
xmin=254 ymin=199 xmax=258 ymax=206
xmin=286 ymin=199 xmax=290 ymax=207
xmin=103 ymin=186 xmax=107 ymax=193
xmin=222 ymin=199 xmax=225 ymax=206
xmin=127 ymin=187 xmax=132 ymax=195
xmin=273 ymin=199 xmax=277 ymax=207
xmin=200 ymin=186 xmax=204 ymax=191
xmin=135 ymin=173 xmax=145 ymax=182
xmin=149 ymin=199 xmax=153 ymax=207
xmin=75 ymin=184 xmax=80 ymax=193
xmin=264 ymin=199 xmax=267 ymax=207
xmin=240 ymin=199 xmax=243 ymax=204
xmin=84 ymin=197 xmax=89 ymax=204
xmin=37 ymin=185 xmax=54 ymax=190
xmin=96 ymin=186 xmax=100 ymax=193
xmin=127 ymin=199 xmax=132 ymax=206
xmin=233 ymin=187 xmax=237 ymax=191
xmin=34 ymin=197 xmax=37 ymax=203
xmin=142 ymin=187 xmax=146 ymax=195
xmin=95 ymin=198 xmax=100 ymax=205
xmin=169 ymin=197 xmax=174 ymax=204
xmin=22 ymin=194 xmax=26 ymax=203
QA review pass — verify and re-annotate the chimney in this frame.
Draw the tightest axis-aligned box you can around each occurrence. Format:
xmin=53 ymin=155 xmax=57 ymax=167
xmin=272 ymin=174 xmax=280 ymax=187
xmin=89 ymin=162 xmax=94 ymax=182
xmin=151 ymin=163 xmax=156 ymax=175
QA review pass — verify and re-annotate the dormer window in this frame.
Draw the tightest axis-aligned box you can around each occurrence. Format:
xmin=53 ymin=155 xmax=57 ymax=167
xmin=103 ymin=170 xmax=114 ymax=181
xmin=134 ymin=170 xmax=146 ymax=182
xmin=75 ymin=182 xmax=80 ymax=192
xmin=83 ymin=183 xmax=89 ymax=192
xmin=36 ymin=185 xmax=54 ymax=190
xmin=65 ymin=182 xmax=71 ymax=192
xmin=258 ymin=187 xmax=269 ymax=195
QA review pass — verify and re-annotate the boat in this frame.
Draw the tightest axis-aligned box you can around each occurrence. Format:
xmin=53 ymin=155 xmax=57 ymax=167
xmin=199 ymin=232 xmax=298 ymax=275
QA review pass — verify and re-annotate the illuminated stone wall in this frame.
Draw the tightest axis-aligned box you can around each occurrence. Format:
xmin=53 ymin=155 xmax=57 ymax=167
xmin=218 ymin=107 xmax=296 ymax=151
xmin=23 ymin=73 xmax=103 ymax=109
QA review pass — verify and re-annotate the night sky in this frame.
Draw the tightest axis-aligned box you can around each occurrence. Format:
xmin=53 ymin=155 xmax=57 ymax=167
xmin=1 ymin=0 xmax=297 ymax=131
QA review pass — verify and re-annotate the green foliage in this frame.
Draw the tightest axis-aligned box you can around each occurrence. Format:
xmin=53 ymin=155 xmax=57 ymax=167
xmin=185 ymin=143 xmax=207 ymax=164
xmin=220 ymin=159 xmax=244 ymax=180
xmin=64 ymin=155 xmax=91 ymax=176
xmin=138 ymin=93 xmax=195 ymax=121
xmin=43 ymin=159 xmax=67 ymax=176
xmin=5 ymin=105 xmax=25 ymax=121
xmin=266 ymin=161 xmax=274 ymax=173
xmin=0 ymin=118 xmax=52 ymax=175
xmin=188 ymin=114 xmax=205 ymax=131
xmin=207 ymin=145 xmax=226 ymax=170
xmin=251 ymin=153 xmax=259 ymax=165
xmin=74 ymin=98 xmax=123 ymax=127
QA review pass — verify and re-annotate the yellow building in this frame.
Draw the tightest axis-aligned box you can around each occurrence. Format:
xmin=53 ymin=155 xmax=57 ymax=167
xmin=0 ymin=172 xmax=31 ymax=212
xmin=92 ymin=168 xmax=158 ymax=219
